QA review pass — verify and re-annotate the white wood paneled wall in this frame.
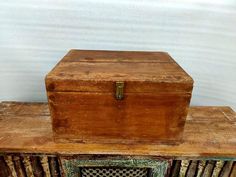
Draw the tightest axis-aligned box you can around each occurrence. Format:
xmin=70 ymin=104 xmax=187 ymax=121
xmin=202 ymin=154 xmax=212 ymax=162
xmin=0 ymin=0 xmax=236 ymax=109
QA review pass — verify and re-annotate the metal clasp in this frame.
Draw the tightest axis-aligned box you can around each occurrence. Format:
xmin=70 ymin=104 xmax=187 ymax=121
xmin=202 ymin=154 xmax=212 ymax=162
xmin=115 ymin=81 xmax=124 ymax=100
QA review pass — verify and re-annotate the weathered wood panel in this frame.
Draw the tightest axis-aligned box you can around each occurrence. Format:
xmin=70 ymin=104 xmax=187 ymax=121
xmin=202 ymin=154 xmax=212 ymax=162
xmin=30 ymin=156 xmax=44 ymax=177
xmin=48 ymin=156 xmax=61 ymax=177
xmin=46 ymin=50 xmax=193 ymax=92
xmin=0 ymin=155 xmax=234 ymax=177
xmin=0 ymin=156 xmax=11 ymax=177
xmin=46 ymin=50 xmax=193 ymax=144
xmin=0 ymin=102 xmax=235 ymax=159
xmin=49 ymin=92 xmax=190 ymax=144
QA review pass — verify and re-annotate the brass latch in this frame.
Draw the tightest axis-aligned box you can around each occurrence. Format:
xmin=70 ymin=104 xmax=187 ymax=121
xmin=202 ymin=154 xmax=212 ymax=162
xmin=115 ymin=81 xmax=124 ymax=100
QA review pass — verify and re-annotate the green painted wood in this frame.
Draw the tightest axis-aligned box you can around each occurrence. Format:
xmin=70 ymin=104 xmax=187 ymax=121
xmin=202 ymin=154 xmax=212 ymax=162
xmin=60 ymin=158 xmax=169 ymax=177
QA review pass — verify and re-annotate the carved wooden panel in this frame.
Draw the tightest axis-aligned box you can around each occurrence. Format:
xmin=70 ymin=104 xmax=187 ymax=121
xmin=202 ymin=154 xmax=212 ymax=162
xmin=60 ymin=156 xmax=169 ymax=177
xmin=0 ymin=155 xmax=235 ymax=177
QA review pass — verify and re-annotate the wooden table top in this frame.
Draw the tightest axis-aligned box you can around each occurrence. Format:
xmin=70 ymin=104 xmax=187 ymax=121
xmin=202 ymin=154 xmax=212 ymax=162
xmin=0 ymin=102 xmax=235 ymax=159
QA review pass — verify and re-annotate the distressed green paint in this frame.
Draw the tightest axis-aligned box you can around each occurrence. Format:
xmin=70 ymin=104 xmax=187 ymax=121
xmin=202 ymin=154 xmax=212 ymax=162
xmin=61 ymin=158 xmax=169 ymax=177
xmin=62 ymin=159 xmax=77 ymax=177
xmin=151 ymin=161 xmax=169 ymax=177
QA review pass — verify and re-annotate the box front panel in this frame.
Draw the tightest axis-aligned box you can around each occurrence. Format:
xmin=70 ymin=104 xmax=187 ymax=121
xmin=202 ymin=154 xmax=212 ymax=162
xmin=48 ymin=92 xmax=191 ymax=143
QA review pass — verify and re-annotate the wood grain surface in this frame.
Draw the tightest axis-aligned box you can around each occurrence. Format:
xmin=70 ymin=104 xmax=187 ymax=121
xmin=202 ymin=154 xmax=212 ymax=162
xmin=49 ymin=92 xmax=191 ymax=144
xmin=46 ymin=50 xmax=193 ymax=92
xmin=0 ymin=102 xmax=235 ymax=159
xmin=46 ymin=50 xmax=193 ymax=143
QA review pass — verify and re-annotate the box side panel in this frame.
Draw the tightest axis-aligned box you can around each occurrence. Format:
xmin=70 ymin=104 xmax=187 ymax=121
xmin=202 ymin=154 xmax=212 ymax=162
xmin=48 ymin=92 xmax=191 ymax=144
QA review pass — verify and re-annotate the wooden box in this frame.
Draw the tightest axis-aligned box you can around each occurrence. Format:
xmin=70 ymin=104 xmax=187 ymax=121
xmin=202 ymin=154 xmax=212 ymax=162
xmin=45 ymin=50 xmax=193 ymax=144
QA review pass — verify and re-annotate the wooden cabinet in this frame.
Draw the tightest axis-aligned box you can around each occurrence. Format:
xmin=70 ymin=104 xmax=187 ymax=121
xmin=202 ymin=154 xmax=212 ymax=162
xmin=0 ymin=102 xmax=235 ymax=177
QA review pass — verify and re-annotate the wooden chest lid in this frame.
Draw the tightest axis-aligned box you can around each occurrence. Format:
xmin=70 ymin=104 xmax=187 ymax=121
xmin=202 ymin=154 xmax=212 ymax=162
xmin=46 ymin=50 xmax=193 ymax=93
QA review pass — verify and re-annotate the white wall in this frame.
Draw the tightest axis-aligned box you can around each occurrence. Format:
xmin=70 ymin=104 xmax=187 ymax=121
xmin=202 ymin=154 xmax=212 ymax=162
xmin=0 ymin=0 xmax=236 ymax=109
